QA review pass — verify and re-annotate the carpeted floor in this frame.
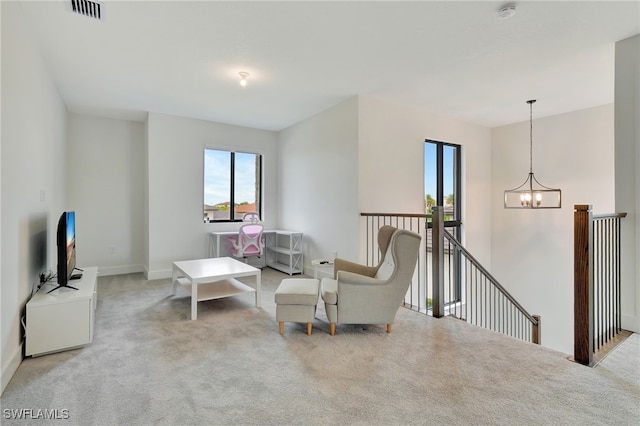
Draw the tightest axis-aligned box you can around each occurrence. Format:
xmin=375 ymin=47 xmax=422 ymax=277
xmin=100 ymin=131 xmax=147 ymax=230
xmin=1 ymin=268 xmax=638 ymax=425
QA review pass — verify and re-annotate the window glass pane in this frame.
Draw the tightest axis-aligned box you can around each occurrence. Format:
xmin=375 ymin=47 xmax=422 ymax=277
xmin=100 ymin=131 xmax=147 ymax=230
xmin=443 ymin=145 xmax=457 ymax=221
xmin=424 ymin=143 xmax=437 ymax=216
xmin=233 ymin=152 xmax=260 ymax=221
xmin=204 ymin=149 xmax=231 ymax=222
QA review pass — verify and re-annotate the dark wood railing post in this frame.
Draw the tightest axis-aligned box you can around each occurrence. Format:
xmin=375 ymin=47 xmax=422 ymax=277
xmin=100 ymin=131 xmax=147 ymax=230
xmin=532 ymin=314 xmax=541 ymax=345
xmin=431 ymin=206 xmax=444 ymax=318
xmin=574 ymin=204 xmax=594 ymax=366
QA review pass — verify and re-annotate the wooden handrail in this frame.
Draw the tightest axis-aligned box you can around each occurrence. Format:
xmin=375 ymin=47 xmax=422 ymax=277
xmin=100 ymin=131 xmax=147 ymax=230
xmin=593 ymin=212 xmax=627 ymax=219
xmin=360 ymin=212 xmax=431 ymax=218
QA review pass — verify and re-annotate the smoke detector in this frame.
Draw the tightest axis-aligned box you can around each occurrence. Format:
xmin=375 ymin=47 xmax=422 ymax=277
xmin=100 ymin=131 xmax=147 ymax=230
xmin=497 ymin=3 xmax=517 ymax=20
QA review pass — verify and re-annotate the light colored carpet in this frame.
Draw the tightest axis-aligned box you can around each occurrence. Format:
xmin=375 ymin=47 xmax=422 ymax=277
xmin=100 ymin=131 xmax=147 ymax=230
xmin=1 ymin=268 xmax=638 ymax=425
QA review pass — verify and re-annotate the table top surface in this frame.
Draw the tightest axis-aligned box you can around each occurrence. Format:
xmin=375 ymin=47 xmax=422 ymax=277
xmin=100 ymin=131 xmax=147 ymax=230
xmin=173 ymin=257 xmax=260 ymax=280
xmin=30 ymin=266 xmax=98 ymax=305
xmin=209 ymin=229 xmax=301 ymax=236
xmin=311 ymin=259 xmax=334 ymax=265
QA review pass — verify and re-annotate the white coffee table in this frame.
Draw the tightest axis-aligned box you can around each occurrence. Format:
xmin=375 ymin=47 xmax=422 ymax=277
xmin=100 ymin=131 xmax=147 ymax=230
xmin=171 ymin=257 xmax=261 ymax=320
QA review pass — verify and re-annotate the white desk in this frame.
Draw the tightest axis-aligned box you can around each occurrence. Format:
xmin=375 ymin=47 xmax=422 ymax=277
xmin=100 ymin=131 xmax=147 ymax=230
xmin=209 ymin=231 xmax=250 ymax=258
xmin=171 ymin=257 xmax=261 ymax=320
xmin=209 ymin=230 xmax=304 ymax=275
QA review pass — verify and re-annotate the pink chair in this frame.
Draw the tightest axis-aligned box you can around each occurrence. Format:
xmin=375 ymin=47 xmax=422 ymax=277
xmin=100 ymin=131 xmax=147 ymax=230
xmin=228 ymin=224 xmax=264 ymax=264
xmin=242 ymin=212 xmax=261 ymax=223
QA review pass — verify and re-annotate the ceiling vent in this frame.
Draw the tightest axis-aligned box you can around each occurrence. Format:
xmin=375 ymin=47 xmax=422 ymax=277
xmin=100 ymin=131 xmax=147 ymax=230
xmin=71 ymin=0 xmax=103 ymax=21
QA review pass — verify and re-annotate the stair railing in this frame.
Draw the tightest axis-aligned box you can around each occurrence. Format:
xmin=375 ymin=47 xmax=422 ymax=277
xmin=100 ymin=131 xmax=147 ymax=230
xmin=574 ymin=204 xmax=627 ymax=366
xmin=360 ymin=208 xmax=541 ymax=344
xmin=431 ymin=206 xmax=541 ymax=344
xmin=360 ymin=212 xmax=431 ymax=313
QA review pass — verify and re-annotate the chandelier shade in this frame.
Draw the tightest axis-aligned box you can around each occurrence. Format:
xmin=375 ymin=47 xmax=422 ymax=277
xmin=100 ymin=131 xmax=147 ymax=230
xmin=504 ymin=100 xmax=561 ymax=209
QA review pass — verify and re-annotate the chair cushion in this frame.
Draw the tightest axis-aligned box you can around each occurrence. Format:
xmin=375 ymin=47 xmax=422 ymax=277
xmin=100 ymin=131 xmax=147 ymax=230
xmin=321 ymin=278 xmax=338 ymax=305
xmin=275 ymin=279 xmax=319 ymax=306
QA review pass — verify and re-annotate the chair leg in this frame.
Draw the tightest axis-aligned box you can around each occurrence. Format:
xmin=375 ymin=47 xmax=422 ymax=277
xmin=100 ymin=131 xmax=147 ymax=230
xmin=387 ymin=324 xmax=392 ymax=333
xmin=330 ymin=322 xmax=336 ymax=336
xmin=279 ymin=322 xmax=284 ymax=335
xmin=306 ymin=322 xmax=312 ymax=336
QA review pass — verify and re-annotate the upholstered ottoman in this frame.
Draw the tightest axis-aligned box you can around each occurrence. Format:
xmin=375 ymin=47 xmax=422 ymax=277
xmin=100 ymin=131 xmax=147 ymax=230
xmin=274 ymin=278 xmax=320 ymax=335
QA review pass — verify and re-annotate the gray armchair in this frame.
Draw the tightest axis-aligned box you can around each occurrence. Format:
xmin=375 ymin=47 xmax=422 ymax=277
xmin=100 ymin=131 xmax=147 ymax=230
xmin=320 ymin=226 xmax=421 ymax=335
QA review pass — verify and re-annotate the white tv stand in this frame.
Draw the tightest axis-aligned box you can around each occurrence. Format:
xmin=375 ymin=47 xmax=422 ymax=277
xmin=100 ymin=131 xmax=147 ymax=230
xmin=25 ymin=267 xmax=98 ymax=356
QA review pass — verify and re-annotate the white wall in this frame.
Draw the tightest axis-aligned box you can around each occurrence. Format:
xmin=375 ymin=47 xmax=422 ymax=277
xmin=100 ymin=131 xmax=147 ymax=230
xmin=67 ymin=113 xmax=145 ymax=275
xmin=278 ymin=95 xmax=492 ymax=284
xmin=615 ymin=34 xmax=639 ymax=332
xmin=358 ymin=97 xmax=493 ymax=264
xmin=278 ymin=97 xmax=360 ymax=267
xmin=146 ymin=112 xmax=278 ymax=279
xmin=1 ymin=2 xmax=67 ymax=394
xmin=491 ymin=104 xmax=615 ymax=354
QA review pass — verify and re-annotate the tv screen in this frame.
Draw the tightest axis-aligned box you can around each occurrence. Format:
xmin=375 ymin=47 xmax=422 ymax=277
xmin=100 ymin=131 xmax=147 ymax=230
xmin=56 ymin=211 xmax=76 ymax=287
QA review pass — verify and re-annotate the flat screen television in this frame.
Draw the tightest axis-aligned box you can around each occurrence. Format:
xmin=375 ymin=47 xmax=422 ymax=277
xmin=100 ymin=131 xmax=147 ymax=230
xmin=50 ymin=211 xmax=81 ymax=293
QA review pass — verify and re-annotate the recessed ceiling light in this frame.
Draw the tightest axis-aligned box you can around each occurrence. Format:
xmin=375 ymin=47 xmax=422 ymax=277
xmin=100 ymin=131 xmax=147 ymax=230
xmin=497 ymin=3 xmax=516 ymax=20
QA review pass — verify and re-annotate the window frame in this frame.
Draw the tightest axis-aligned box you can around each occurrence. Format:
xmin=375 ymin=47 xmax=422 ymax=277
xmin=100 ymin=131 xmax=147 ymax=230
xmin=425 ymin=139 xmax=461 ymax=228
xmin=203 ymin=148 xmax=263 ymax=223
xmin=425 ymin=139 xmax=462 ymax=306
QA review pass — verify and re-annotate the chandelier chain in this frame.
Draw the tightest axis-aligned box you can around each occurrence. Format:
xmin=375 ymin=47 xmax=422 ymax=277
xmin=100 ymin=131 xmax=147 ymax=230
xmin=529 ymin=100 xmax=533 ymax=174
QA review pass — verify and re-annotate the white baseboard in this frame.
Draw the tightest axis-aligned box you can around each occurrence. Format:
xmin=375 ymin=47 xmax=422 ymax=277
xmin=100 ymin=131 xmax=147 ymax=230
xmin=146 ymin=268 xmax=172 ymax=281
xmin=98 ymin=264 xmax=144 ymax=277
xmin=1 ymin=342 xmax=23 ymax=396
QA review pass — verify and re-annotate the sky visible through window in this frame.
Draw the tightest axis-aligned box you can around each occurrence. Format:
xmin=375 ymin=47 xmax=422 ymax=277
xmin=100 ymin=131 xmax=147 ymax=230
xmin=204 ymin=150 xmax=257 ymax=206
xmin=424 ymin=144 xmax=454 ymax=200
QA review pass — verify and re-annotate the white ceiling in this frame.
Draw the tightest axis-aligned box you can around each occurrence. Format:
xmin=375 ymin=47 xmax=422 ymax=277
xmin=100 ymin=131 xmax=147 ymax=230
xmin=17 ymin=0 xmax=640 ymax=131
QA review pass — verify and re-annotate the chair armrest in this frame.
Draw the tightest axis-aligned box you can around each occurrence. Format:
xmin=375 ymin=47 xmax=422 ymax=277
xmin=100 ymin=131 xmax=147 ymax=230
xmin=337 ymin=271 xmax=387 ymax=286
xmin=333 ymin=258 xmax=377 ymax=279
xmin=227 ymin=236 xmax=240 ymax=250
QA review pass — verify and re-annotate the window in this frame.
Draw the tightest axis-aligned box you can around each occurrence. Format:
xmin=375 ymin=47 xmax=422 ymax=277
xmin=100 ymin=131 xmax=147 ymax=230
xmin=203 ymin=149 xmax=262 ymax=222
xmin=424 ymin=140 xmax=461 ymax=226
xmin=425 ymin=140 xmax=462 ymax=306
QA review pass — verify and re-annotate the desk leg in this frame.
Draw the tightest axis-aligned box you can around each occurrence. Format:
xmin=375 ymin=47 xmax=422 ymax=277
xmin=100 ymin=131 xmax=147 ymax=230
xmin=191 ymin=280 xmax=198 ymax=320
xmin=255 ymin=272 xmax=261 ymax=308
xmin=171 ymin=266 xmax=178 ymax=296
